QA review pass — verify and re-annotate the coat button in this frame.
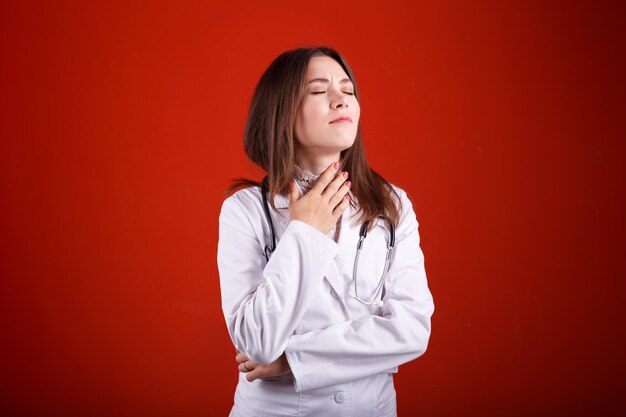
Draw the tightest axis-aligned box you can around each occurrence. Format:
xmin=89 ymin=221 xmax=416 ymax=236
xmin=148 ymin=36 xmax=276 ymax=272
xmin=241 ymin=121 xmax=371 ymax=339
xmin=334 ymin=391 xmax=345 ymax=404
xmin=330 ymin=288 xmax=340 ymax=299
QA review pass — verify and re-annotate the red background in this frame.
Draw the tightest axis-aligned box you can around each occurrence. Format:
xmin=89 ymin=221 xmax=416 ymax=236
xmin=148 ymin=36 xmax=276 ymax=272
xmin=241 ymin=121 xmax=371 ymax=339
xmin=1 ymin=1 xmax=624 ymax=416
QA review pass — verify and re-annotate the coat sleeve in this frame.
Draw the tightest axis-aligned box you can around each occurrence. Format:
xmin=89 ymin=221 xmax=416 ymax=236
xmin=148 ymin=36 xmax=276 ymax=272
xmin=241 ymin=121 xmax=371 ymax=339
xmin=217 ymin=191 xmax=341 ymax=365
xmin=284 ymin=188 xmax=435 ymax=392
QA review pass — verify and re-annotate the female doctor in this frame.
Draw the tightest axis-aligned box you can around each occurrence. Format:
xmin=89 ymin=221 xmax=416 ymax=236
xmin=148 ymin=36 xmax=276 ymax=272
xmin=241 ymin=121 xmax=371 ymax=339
xmin=217 ymin=46 xmax=434 ymax=417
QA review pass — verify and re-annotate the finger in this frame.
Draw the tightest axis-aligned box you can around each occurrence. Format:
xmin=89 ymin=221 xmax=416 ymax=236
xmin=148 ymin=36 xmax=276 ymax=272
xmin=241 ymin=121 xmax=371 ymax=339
xmin=239 ymin=359 xmax=258 ymax=372
xmin=328 ymin=180 xmax=351 ymax=208
xmin=332 ymin=194 xmax=351 ymax=217
xmin=235 ymin=352 xmax=249 ymax=363
xmin=309 ymin=162 xmax=340 ymax=195
xmin=246 ymin=367 xmax=263 ymax=382
xmin=287 ymin=181 xmax=299 ymax=204
xmin=322 ymin=171 xmax=348 ymax=200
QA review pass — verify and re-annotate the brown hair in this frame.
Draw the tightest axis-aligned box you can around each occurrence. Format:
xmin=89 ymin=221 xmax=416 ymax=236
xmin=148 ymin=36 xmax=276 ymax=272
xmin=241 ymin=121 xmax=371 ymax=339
xmin=226 ymin=46 xmax=401 ymax=229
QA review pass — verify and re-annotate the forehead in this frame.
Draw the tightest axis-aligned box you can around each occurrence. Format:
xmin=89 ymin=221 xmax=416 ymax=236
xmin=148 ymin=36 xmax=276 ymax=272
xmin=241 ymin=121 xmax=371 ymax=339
xmin=306 ymin=56 xmax=349 ymax=79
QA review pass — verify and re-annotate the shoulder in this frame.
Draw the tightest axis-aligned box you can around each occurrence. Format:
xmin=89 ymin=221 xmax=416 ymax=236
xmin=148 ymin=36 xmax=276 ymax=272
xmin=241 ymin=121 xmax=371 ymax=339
xmin=388 ymin=183 xmax=406 ymax=198
xmin=221 ymin=186 xmax=263 ymax=210
xmin=219 ymin=186 xmax=265 ymax=226
xmin=387 ymin=183 xmax=412 ymax=211
xmin=386 ymin=182 xmax=421 ymax=236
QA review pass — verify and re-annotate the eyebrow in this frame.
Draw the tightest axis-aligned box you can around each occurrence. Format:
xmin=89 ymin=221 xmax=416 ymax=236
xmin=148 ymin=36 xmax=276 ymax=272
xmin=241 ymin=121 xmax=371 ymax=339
xmin=307 ymin=77 xmax=353 ymax=85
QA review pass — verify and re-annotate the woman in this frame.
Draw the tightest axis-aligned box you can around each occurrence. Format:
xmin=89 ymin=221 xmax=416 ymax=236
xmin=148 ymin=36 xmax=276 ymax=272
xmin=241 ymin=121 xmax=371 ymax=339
xmin=217 ymin=46 xmax=434 ymax=417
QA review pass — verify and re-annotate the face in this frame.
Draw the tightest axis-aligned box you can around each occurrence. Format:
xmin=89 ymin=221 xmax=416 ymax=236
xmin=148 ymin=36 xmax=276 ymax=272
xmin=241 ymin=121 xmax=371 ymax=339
xmin=294 ymin=56 xmax=361 ymax=157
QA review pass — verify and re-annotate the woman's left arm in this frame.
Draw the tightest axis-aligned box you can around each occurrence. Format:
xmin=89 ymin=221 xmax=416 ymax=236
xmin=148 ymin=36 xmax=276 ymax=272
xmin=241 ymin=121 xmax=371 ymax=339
xmin=283 ymin=188 xmax=435 ymax=392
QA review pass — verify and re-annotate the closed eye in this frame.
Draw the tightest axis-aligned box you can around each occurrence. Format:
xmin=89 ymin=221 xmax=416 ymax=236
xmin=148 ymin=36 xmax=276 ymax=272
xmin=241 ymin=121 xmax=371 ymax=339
xmin=311 ymin=91 xmax=355 ymax=95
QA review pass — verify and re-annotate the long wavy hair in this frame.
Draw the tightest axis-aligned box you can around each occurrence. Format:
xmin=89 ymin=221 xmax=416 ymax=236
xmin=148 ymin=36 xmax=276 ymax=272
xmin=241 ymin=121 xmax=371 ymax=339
xmin=226 ymin=46 xmax=401 ymax=229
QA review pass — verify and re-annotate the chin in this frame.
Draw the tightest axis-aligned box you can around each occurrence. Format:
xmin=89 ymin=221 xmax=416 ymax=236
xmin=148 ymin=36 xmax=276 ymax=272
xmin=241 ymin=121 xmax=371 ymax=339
xmin=319 ymin=142 xmax=354 ymax=155
xmin=338 ymin=135 xmax=357 ymax=149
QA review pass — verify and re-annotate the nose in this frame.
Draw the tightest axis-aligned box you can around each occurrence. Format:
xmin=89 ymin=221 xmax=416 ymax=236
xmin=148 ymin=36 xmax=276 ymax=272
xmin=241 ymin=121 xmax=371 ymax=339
xmin=331 ymin=91 xmax=349 ymax=109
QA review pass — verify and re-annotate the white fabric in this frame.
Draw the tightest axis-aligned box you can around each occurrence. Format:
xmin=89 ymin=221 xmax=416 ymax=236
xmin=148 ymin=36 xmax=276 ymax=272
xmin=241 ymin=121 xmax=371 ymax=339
xmin=217 ymin=181 xmax=434 ymax=416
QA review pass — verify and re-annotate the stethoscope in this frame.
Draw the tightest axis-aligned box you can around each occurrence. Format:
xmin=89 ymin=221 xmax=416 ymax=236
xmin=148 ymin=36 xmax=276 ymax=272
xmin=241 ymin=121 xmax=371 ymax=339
xmin=260 ymin=176 xmax=395 ymax=306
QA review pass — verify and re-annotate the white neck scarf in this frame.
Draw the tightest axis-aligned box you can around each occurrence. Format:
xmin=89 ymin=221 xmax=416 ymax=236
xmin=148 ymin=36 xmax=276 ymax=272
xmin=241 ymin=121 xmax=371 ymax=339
xmin=294 ymin=165 xmax=320 ymax=195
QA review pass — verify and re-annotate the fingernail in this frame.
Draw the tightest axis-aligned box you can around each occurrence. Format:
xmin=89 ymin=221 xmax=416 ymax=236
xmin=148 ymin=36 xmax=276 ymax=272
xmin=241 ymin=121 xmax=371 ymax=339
xmin=346 ymin=181 xmax=351 ymax=188
xmin=342 ymin=171 xmax=349 ymax=178
xmin=333 ymin=162 xmax=339 ymax=169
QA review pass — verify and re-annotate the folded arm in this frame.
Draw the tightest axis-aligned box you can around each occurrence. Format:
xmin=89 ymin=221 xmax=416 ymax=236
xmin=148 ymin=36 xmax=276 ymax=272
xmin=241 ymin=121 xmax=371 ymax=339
xmin=284 ymin=189 xmax=435 ymax=392
xmin=217 ymin=192 xmax=339 ymax=365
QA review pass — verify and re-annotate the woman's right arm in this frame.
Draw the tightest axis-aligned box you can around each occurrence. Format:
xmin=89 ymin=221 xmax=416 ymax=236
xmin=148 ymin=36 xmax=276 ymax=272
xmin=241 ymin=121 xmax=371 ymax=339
xmin=217 ymin=191 xmax=339 ymax=365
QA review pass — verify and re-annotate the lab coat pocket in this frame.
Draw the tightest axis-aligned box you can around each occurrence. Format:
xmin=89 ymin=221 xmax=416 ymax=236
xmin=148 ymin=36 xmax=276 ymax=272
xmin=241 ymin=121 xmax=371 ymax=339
xmin=234 ymin=382 xmax=299 ymax=417
xmin=231 ymin=402 xmax=298 ymax=417
xmin=373 ymin=373 xmax=397 ymax=417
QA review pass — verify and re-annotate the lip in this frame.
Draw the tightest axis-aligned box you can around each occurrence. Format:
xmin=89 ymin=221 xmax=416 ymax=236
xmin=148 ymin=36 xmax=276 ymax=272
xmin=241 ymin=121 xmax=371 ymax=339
xmin=329 ymin=115 xmax=352 ymax=124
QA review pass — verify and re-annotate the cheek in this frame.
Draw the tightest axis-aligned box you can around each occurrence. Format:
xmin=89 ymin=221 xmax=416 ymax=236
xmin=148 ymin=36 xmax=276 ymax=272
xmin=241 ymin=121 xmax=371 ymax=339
xmin=294 ymin=106 xmax=314 ymax=143
xmin=352 ymin=101 xmax=361 ymax=121
xmin=298 ymin=102 xmax=325 ymax=128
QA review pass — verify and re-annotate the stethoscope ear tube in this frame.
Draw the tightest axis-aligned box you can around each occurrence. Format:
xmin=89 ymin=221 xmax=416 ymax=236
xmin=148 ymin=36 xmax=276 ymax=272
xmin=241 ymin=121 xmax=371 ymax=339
xmin=358 ymin=217 xmax=395 ymax=249
xmin=261 ymin=176 xmax=276 ymax=261
xmin=353 ymin=216 xmax=395 ymax=306
xmin=387 ymin=217 xmax=395 ymax=248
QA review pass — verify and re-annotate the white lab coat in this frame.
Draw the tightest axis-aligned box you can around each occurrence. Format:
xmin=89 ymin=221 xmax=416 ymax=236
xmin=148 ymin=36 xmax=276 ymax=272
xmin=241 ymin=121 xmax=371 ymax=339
xmin=217 ymin=181 xmax=434 ymax=417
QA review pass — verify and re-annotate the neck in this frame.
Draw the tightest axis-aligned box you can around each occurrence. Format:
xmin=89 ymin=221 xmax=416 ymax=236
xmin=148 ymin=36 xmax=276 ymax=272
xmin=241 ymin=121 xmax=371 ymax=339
xmin=295 ymin=151 xmax=342 ymax=175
